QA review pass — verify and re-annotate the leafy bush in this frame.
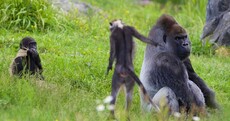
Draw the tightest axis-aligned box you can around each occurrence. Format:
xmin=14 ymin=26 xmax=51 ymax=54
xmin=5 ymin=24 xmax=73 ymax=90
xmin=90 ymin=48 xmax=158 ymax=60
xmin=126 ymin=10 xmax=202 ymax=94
xmin=0 ymin=0 xmax=58 ymax=31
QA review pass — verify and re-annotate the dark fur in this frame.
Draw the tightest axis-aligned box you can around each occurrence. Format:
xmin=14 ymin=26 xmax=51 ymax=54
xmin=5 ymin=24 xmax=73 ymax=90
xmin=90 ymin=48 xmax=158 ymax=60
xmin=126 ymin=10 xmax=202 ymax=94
xmin=10 ymin=37 xmax=44 ymax=79
xmin=140 ymin=14 xmax=213 ymax=114
xmin=107 ymin=20 xmax=159 ymax=118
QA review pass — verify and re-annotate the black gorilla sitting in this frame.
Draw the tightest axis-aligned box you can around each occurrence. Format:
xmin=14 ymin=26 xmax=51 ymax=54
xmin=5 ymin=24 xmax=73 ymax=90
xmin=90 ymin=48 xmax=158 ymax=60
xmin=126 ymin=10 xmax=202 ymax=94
xmin=9 ymin=37 xmax=44 ymax=79
xmin=140 ymin=14 xmax=219 ymax=114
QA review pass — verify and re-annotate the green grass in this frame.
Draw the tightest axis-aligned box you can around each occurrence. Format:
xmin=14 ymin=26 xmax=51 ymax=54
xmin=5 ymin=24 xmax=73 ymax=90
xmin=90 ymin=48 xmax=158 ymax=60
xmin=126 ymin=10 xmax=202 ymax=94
xmin=0 ymin=0 xmax=230 ymax=120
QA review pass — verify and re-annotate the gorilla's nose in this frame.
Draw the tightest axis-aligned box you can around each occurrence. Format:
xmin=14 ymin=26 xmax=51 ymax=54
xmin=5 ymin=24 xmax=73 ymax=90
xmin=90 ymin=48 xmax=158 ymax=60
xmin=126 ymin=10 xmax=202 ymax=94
xmin=182 ymin=43 xmax=189 ymax=46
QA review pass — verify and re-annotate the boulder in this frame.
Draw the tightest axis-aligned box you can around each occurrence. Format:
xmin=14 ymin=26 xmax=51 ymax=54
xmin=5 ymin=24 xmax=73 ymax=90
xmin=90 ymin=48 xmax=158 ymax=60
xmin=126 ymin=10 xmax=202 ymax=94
xmin=51 ymin=0 xmax=100 ymax=14
xmin=201 ymin=0 xmax=230 ymax=46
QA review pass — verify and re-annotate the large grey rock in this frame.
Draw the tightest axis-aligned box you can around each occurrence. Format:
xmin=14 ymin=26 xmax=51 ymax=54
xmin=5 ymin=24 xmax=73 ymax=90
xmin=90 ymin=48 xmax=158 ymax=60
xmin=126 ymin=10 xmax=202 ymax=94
xmin=51 ymin=0 xmax=100 ymax=14
xmin=201 ymin=0 xmax=230 ymax=46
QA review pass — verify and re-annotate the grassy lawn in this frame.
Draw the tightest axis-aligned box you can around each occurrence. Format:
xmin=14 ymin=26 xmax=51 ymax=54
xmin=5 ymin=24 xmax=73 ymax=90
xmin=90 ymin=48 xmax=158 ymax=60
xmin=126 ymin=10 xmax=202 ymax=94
xmin=0 ymin=0 xmax=229 ymax=120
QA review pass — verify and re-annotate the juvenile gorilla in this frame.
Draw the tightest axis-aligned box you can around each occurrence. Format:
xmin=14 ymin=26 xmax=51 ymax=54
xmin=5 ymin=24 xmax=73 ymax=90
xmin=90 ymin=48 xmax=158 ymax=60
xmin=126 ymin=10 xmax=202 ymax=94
xmin=139 ymin=14 xmax=213 ymax=114
xmin=107 ymin=19 xmax=160 ymax=119
xmin=9 ymin=37 xmax=44 ymax=79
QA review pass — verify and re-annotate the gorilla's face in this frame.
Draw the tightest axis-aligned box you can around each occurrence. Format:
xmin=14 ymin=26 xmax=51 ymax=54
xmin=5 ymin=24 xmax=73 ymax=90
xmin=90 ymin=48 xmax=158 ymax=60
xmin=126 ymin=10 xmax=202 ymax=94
xmin=165 ymin=33 xmax=191 ymax=60
xmin=20 ymin=37 xmax=37 ymax=50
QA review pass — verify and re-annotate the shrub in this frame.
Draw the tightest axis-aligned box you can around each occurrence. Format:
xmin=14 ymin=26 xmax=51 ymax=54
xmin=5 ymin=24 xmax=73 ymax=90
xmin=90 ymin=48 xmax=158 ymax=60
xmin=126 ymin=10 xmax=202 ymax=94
xmin=0 ymin=0 xmax=58 ymax=31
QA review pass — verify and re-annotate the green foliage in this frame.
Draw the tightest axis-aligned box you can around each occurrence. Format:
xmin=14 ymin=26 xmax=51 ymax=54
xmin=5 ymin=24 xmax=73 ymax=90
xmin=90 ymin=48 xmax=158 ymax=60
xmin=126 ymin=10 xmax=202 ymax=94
xmin=0 ymin=0 xmax=58 ymax=31
xmin=0 ymin=0 xmax=230 ymax=120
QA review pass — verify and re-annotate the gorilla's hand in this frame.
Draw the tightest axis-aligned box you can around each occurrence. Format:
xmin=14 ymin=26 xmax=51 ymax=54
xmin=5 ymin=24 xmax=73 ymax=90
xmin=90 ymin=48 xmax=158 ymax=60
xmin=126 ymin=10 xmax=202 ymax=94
xmin=28 ymin=49 xmax=42 ymax=70
xmin=106 ymin=65 xmax=112 ymax=75
xmin=27 ymin=48 xmax=39 ymax=59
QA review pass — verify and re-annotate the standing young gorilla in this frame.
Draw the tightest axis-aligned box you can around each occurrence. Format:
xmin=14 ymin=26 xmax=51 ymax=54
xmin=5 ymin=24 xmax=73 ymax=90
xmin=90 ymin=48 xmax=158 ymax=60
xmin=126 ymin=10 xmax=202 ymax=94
xmin=9 ymin=37 xmax=44 ymax=79
xmin=139 ymin=14 xmax=218 ymax=114
xmin=107 ymin=19 xmax=160 ymax=119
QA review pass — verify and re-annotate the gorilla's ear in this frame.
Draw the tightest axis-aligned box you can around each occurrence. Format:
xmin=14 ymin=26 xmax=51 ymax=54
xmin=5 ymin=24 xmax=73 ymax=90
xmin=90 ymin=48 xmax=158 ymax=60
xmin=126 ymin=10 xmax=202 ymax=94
xmin=109 ymin=22 xmax=113 ymax=26
xmin=163 ymin=34 xmax=167 ymax=43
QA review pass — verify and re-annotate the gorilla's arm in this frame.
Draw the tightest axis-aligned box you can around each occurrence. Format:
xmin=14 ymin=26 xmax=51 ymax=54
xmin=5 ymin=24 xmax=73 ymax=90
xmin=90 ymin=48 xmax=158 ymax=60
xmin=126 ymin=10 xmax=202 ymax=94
xmin=106 ymin=37 xmax=116 ymax=75
xmin=183 ymin=58 xmax=219 ymax=109
xmin=34 ymin=54 xmax=43 ymax=70
xmin=27 ymin=49 xmax=43 ymax=70
xmin=27 ymin=49 xmax=44 ymax=79
xmin=126 ymin=26 xmax=158 ymax=46
xmin=34 ymin=55 xmax=44 ymax=80
xmin=12 ymin=57 xmax=24 ymax=76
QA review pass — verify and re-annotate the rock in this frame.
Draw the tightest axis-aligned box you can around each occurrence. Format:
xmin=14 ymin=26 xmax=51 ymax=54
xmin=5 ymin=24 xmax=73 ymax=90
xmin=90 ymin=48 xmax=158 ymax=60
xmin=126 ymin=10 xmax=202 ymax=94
xmin=51 ymin=0 xmax=100 ymax=14
xmin=201 ymin=0 xmax=230 ymax=46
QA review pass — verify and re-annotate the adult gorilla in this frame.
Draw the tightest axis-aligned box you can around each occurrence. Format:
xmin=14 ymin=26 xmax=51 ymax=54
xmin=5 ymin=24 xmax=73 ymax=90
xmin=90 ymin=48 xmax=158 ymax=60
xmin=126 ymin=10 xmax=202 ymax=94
xmin=140 ymin=14 xmax=219 ymax=114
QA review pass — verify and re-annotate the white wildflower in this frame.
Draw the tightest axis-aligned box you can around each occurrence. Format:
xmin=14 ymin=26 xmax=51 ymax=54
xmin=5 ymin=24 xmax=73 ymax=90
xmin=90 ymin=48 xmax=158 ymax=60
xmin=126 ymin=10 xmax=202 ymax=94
xmin=103 ymin=96 xmax=113 ymax=104
xmin=107 ymin=104 xmax=115 ymax=111
xmin=173 ymin=112 xmax=181 ymax=118
xmin=192 ymin=116 xmax=200 ymax=121
xmin=96 ymin=104 xmax=105 ymax=112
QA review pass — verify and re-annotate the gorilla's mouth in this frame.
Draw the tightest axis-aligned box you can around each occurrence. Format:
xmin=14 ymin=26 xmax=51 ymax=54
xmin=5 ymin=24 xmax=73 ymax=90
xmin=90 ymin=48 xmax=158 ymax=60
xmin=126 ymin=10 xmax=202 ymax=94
xmin=179 ymin=51 xmax=190 ymax=60
xmin=178 ymin=46 xmax=191 ymax=60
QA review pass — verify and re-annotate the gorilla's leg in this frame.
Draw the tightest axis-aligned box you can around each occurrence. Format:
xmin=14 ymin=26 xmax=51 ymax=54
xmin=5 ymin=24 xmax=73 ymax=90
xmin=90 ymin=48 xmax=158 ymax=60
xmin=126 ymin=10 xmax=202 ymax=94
xmin=124 ymin=78 xmax=135 ymax=112
xmin=110 ymin=72 xmax=123 ymax=118
xmin=123 ymin=77 xmax=135 ymax=120
xmin=152 ymin=87 xmax=179 ymax=114
xmin=188 ymin=81 xmax=206 ymax=114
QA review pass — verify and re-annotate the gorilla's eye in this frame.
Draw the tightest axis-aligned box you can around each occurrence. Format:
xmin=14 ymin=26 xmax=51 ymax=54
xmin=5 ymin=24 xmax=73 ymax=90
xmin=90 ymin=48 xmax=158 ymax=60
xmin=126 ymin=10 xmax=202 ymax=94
xmin=175 ymin=36 xmax=180 ymax=40
xmin=163 ymin=35 xmax=167 ymax=43
xmin=184 ymin=35 xmax=187 ymax=39
xmin=175 ymin=35 xmax=187 ymax=40
xmin=29 ymin=42 xmax=37 ymax=49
